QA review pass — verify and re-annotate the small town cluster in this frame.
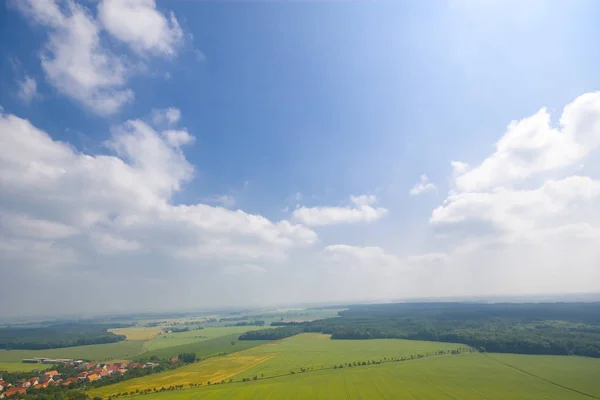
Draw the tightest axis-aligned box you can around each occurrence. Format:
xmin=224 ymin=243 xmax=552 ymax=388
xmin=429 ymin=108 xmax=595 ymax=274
xmin=0 ymin=358 xmax=162 ymax=398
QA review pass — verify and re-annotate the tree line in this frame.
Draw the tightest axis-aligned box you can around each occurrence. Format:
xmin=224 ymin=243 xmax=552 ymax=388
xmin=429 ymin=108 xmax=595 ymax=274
xmin=0 ymin=323 xmax=128 ymax=350
xmin=241 ymin=302 xmax=600 ymax=358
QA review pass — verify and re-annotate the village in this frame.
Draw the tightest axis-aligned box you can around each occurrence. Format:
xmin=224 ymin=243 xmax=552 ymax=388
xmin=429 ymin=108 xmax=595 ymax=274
xmin=0 ymin=358 xmax=165 ymax=398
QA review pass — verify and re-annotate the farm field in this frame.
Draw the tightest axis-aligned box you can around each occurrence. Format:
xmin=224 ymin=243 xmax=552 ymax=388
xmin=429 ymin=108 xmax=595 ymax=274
xmin=144 ymin=327 xmax=259 ymax=351
xmin=89 ymin=350 xmax=276 ymax=398
xmin=0 ymin=340 xmax=146 ymax=363
xmin=140 ymin=334 xmax=267 ymax=361
xmin=109 ymin=327 xmax=163 ymax=341
xmin=0 ymin=361 xmax=48 ymax=372
xmin=105 ymin=352 xmax=600 ymax=400
xmin=234 ymin=333 xmax=466 ymax=379
xmin=89 ymin=334 xmax=465 ymax=397
xmin=489 ymin=353 xmax=600 ymax=398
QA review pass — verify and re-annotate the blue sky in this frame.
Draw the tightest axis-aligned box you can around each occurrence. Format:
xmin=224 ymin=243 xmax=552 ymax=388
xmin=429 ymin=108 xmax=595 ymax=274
xmin=1 ymin=0 xmax=600 ymax=317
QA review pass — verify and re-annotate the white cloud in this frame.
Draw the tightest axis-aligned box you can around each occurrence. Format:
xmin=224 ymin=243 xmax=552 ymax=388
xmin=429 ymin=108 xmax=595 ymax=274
xmin=453 ymin=92 xmax=600 ymax=192
xmin=0 ymin=109 xmax=317 ymax=277
xmin=223 ymin=264 xmax=267 ymax=276
xmin=152 ymin=107 xmax=181 ymax=126
xmin=349 ymin=194 xmax=376 ymax=206
xmin=14 ymin=0 xmax=186 ymax=116
xmin=98 ymin=0 xmax=183 ymax=56
xmin=17 ymin=76 xmax=40 ymax=104
xmin=422 ymin=91 xmax=600 ymax=297
xmin=409 ymin=175 xmax=436 ymax=196
xmin=202 ymin=195 xmax=236 ymax=208
xmin=293 ymin=195 xmax=387 ymax=227
xmin=324 ymin=244 xmax=402 ymax=269
xmin=15 ymin=0 xmax=133 ymax=115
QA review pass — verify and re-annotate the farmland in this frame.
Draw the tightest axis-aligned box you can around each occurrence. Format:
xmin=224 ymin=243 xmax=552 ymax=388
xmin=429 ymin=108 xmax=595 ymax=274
xmin=100 ymin=351 xmax=600 ymax=400
xmin=0 ymin=340 xmax=146 ymax=363
xmin=144 ymin=327 xmax=257 ymax=351
xmin=89 ymin=333 xmax=466 ymax=397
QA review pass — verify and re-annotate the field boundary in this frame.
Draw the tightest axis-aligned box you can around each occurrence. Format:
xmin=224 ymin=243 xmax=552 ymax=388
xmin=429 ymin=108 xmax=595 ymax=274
xmin=484 ymin=353 xmax=600 ymax=400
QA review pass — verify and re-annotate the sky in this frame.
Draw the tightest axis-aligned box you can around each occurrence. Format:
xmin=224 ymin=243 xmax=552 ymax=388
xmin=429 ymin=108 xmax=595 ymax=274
xmin=1 ymin=0 xmax=600 ymax=318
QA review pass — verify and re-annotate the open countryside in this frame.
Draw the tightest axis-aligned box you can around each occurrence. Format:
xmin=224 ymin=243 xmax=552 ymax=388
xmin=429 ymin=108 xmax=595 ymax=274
xmin=97 ymin=352 xmax=600 ymax=400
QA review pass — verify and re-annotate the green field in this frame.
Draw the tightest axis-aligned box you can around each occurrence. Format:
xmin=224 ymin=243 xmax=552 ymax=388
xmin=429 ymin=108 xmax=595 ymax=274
xmin=90 ymin=333 xmax=600 ymax=399
xmin=89 ymin=334 xmax=465 ymax=397
xmin=144 ymin=327 xmax=260 ymax=351
xmin=234 ymin=333 xmax=466 ymax=379
xmin=0 ymin=340 xmax=146 ymax=363
xmin=0 ymin=362 xmax=50 ymax=372
xmin=104 ymin=352 xmax=600 ymax=400
xmin=141 ymin=333 xmax=267 ymax=361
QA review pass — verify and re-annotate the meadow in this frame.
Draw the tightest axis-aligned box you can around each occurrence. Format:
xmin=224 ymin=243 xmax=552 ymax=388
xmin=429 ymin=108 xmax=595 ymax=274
xmin=144 ymin=327 xmax=257 ymax=351
xmin=99 ymin=351 xmax=600 ymax=400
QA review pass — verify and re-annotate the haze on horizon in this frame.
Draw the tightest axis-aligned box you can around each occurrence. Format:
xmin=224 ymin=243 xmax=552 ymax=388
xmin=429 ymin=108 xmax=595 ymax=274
xmin=1 ymin=0 xmax=600 ymax=318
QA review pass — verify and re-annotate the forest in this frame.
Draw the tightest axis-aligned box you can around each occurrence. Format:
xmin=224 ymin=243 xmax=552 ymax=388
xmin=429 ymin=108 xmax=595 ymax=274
xmin=239 ymin=302 xmax=600 ymax=358
xmin=0 ymin=323 xmax=128 ymax=350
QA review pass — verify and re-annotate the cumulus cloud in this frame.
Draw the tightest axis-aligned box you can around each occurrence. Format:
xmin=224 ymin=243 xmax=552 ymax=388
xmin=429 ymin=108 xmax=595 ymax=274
xmin=421 ymin=91 xmax=600 ymax=296
xmin=201 ymin=195 xmax=236 ymax=208
xmin=453 ymin=92 xmax=600 ymax=192
xmin=17 ymin=76 xmax=40 ymax=104
xmin=14 ymin=0 xmax=185 ymax=115
xmin=293 ymin=195 xmax=387 ymax=227
xmin=98 ymin=0 xmax=183 ymax=56
xmin=152 ymin=107 xmax=181 ymax=126
xmin=0 ymin=109 xmax=317 ymax=283
xmin=409 ymin=175 xmax=436 ymax=196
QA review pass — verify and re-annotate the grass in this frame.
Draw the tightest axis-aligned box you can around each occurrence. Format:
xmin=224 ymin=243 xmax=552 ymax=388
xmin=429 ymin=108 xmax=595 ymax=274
xmin=141 ymin=333 xmax=266 ymax=361
xmin=102 ymin=352 xmax=599 ymax=399
xmin=0 ymin=362 xmax=51 ymax=372
xmin=233 ymin=333 xmax=466 ymax=379
xmin=0 ymin=340 xmax=146 ymax=363
xmin=109 ymin=327 xmax=163 ymax=341
xmin=144 ymin=327 xmax=260 ymax=351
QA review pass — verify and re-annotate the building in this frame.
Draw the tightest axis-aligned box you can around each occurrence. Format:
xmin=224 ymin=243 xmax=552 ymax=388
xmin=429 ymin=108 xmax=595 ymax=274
xmin=87 ymin=374 xmax=99 ymax=382
xmin=3 ymin=387 xmax=27 ymax=398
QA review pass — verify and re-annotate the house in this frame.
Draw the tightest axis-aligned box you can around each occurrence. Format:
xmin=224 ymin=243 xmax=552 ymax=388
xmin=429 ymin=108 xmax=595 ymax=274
xmin=118 ymin=369 xmax=127 ymax=374
xmin=171 ymin=357 xmax=178 ymax=363
xmin=53 ymin=379 xmax=63 ymax=385
xmin=99 ymin=371 xmax=109 ymax=378
xmin=3 ymin=387 xmax=27 ymax=398
xmin=92 ymin=368 xmax=103 ymax=375
xmin=77 ymin=372 xmax=88 ymax=378
xmin=86 ymin=363 xmax=96 ymax=370
xmin=44 ymin=370 xmax=59 ymax=377
xmin=63 ymin=377 xmax=78 ymax=386
xmin=87 ymin=374 xmax=99 ymax=382
xmin=33 ymin=383 xmax=48 ymax=390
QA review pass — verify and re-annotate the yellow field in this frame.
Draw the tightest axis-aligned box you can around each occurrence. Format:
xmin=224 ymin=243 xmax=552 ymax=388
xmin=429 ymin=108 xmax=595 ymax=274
xmin=109 ymin=327 xmax=164 ymax=341
xmin=89 ymin=349 xmax=276 ymax=398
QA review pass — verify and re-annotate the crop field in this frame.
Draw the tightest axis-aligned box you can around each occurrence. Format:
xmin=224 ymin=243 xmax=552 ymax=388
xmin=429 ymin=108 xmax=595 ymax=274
xmin=89 ymin=351 xmax=277 ymax=398
xmin=489 ymin=353 xmax=600 ymax=398
xmin=140 ymin=333 xmax=266 ymax=361
xmin=234 ymin=333 xmax=466 ymax=378
xmin=109 ymin=327 xmax=164 ymax=341
xmin=144 ymin=327 xmax=259 ymax=351
xmin=0 ymin=340 xmax=146 ymax=363
xmin=0 ymin=362 xmax=48 ymax=372
xmin=103 ymin=352 xmax=600 ymax=400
